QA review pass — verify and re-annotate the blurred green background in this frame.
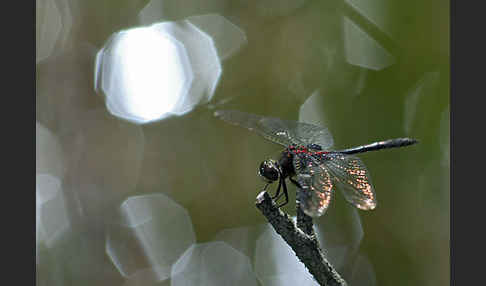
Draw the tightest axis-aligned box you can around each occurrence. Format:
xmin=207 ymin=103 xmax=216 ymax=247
xmin=37 ymin=0 xmax=449 ymax=285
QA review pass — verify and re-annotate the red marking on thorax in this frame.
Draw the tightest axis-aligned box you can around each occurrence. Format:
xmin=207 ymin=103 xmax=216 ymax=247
xmin=288 ymin=145 xmax=328 ymax=156
xmin=288 ymin=145 xmax=311 ymax=154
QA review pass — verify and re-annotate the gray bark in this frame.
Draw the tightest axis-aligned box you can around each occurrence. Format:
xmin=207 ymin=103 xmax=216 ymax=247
xmin=255 ymin=191 xmax=347 ymax=286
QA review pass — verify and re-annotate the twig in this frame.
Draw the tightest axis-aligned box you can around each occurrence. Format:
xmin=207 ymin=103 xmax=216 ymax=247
xmin=296 ymin=201 xmax=315 ymax=236
xmin=255 ymin=191 xmax=347 ymax=286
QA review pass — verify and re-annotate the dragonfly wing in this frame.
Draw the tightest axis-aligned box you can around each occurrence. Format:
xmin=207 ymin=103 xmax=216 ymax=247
xmin=214 ymin=110 xmax=302 ymax=146
xmin=215 ymin=110 xmax=334 ymax=149
xmin=293 ymin=153 xmax=333 ymax=217
xmin=282 ymin=119 xmax=334 ymax=150
xmin=260 ymin=117 xmax=334 ymax=150
xmin=322 ymin=153 xmax=377 ymax=210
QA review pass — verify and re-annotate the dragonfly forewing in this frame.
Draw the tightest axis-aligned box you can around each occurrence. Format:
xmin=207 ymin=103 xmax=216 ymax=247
xmin=261 ymin=117 xmax=334 ymax=150
xmin=215 ymin=110 xmax=334 ymax=149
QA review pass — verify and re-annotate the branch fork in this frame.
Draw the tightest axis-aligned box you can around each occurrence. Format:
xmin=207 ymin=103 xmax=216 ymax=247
xmin=255 ymin=191 xmax=347 ymax=286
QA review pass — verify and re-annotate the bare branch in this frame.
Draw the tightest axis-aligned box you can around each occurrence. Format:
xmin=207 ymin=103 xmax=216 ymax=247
xmin=255 ymin=191 xmax=347 ymax=286
xmin=296 ymin=201 xmax=315 ymax=236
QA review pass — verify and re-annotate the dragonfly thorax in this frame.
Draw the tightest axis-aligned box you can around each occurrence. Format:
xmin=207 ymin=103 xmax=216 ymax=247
xmin=278 ymin=149 xmax=297 ymax=179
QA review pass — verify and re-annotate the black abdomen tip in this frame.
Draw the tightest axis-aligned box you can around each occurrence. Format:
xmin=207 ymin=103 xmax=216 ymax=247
xmin=408 ymin=138 xmax=419 ymax=145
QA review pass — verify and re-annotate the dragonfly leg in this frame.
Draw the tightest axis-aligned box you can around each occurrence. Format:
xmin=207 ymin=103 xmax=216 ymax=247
xmin=263 ymin=183 xmax=270 ymax=191
xmin=271 ymin=178 xmax=282 ymax=200
xmin=277 ymin=179 xmax=289 ymax=208
xmin=274 ymin=183 xmax=285 ymax=201
xmin=289 ymin=177 xmax=302 ymax=189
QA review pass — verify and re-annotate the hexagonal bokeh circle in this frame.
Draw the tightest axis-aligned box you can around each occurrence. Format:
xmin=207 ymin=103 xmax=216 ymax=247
xmin=105 ymin=193 xmax=195 ymax=282
xmin=254 ymin=224 xmax=318 ymax=286
xmin=36 ymin=0 xmax=73 ymax=63
xmin=171 ymin=241 xmax=258 ymax=286
xmin=37 ymin=173 xmax=70 ymax=250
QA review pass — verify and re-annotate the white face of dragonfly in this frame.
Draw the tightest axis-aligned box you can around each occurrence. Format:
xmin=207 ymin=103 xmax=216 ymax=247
xmin=258 ymin=159 xmax=280 ymax=183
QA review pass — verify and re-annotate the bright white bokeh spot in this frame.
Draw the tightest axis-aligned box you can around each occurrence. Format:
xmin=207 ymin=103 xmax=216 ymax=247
xmin=254 ymin=224 xmax=318 ymax=286
xmin=36 ymin=122 xmax=64 ymax=180
xmin=171 ymin=241 xmax=258 ymax=286
xmin=152 ymin=20 xmax=221 ymax=112
xmin=117 ymin=29 xmax=188 ymax=120
xmin=95 ymin=15 xmax=246 ymax=124
xmin=186 ymin=14 xmax=247 ymax=60
xmin=403 ymin=72 xmax=440 ymax=134
xmin=105 ymin=193 xmax=195 ymax=282
xmin=36 ymin=174 xmax=70 ymax=249
xmin=343 ymin=17 xmax=395 ymax=70
xmin=96 ymin=25 xmax=193 ymax=124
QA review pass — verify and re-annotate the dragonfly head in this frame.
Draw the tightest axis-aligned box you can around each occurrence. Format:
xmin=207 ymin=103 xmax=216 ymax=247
xmin=258 ymin=159 xmax=280 ymax=183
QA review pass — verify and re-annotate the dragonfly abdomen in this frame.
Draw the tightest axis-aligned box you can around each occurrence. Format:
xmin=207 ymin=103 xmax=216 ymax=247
xmin=337 ymin=138 xmax=418 ymax=155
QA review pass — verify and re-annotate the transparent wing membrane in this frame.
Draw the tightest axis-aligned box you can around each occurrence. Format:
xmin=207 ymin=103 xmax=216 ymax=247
xmin=293 ymin=153 xmax=333 ymax=217
xmin=259 ymin=117 xmax=334 ymax=150
xmin=320 ymin=153 xmax=377 ymax=210
xmin=214 ymin=110 xmax=334 ymax=149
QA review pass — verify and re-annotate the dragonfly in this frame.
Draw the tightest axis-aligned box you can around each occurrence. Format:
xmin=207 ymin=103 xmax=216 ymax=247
xmin=214 ymin=109 xmax=418 ymax=217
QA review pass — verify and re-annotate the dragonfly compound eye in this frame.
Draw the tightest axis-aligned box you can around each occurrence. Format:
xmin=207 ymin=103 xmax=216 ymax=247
xmin=258 ymin=159 xmax=280 ymax=183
